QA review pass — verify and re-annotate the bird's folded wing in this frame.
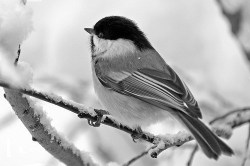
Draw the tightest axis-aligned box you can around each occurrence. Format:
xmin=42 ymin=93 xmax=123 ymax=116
xmin=97 ymin=67 xmax=201 ymax=118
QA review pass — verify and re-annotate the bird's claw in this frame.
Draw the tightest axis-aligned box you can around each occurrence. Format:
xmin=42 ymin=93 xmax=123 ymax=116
xmin=131 ymin=127 xmax=143 ymax=142
xmin=88 ymin=118 xmax=102 ymax=127
xmin=87 ymin=109 xmax=109 ymax=127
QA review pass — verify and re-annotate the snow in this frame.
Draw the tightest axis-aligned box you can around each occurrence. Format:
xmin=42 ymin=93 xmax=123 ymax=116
xmin=38 ymin=90 xmax=96 ymax=116
xmin=0 ymin=0 xmax=33 ymax=87
xmin=106 ymin=162 xmax=121 ymax=166
xmin=157 ymin=131 xmax=192 ymax=145
xmin=212 ymin=125 xmax=233 ymax=139
xmin=44 ymin=92 xmax=64 ymax=103
xmin=148 ymin=131 xmax=192 ymax=158
xmin=26 ymin=96 xmax=98 ymax=166
xmin=1 ymin=0 xmax=250 ymax=165
xmin=0 ymin=52 xmax=19 ymax=84
xmin=0 ymin=57 xmax=33 ymax=89
xmin=0 ymin=0 xmax=33 ymax=58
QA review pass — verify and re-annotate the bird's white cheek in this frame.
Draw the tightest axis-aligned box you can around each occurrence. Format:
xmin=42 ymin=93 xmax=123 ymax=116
xmin=93 ymin=35 xmax=112 ymax=55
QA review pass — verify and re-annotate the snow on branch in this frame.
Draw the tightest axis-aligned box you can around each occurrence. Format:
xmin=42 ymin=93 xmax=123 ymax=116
xmin=186 ymin=107 xmax=250 ymax=166
xmin=210 ymin=107 xmax=250 ymax=139
xmin=1 ymin=81 xmax=250 ymax=160
xmin=0 ymin=81 xmax=193 ymax=157
xmin=3 ymin=88 xmax=97 ymax=166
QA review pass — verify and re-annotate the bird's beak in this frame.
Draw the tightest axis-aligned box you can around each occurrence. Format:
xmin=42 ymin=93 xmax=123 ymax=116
xmin=84 ymin=28 xmax=95 ymax=35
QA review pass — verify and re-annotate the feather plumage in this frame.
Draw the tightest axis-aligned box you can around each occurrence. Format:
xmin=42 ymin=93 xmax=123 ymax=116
xmin=88 ymin=16 xmax=233 ymax=159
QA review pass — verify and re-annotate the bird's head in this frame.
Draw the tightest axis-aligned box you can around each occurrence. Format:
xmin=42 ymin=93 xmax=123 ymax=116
xmin=85 ymin=16 xmax=153 ymax=57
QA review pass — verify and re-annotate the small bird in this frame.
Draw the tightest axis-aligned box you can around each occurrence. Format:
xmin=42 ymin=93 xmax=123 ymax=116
xmin=84 ymin=16 xmax=233 ymax=159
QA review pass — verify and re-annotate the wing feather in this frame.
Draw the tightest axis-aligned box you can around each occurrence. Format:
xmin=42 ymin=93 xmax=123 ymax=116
xmin=97 ymin=67 xmax=202 ymax=118
xmin=138 ymin=67 xmax=202 ymax=118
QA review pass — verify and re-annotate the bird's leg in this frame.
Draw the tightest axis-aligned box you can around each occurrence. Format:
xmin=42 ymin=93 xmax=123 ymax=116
xmin=131 ymin=126 xmax=143 ymax=142
xmin=77 ymin=109 xmax=109 ymax=127
xmin=88 ymin=109 xmax=109 ymax=127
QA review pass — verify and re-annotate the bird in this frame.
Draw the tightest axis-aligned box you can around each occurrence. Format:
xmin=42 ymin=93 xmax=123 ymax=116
xmin=84 ymin=16 xmax=233 ymax=159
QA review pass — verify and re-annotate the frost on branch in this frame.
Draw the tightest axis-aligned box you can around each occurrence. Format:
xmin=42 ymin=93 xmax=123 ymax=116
xmin=149 ymin=131 xmax=192 ymax=158
xmin=210 ymin=107 xmax=250 ymax=139
xmin=4 ymin=89 xmax=97 ymax=166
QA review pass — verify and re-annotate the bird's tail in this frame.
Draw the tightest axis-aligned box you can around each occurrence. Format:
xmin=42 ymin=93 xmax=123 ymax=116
xmin=176 ymin=111 xmax=234 ymax=159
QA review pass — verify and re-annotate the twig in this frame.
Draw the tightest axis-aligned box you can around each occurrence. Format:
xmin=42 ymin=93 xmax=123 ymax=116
xmin=186 ymin=145 xmax=198 ymax=166
xmin=14 ymin=44 xmax=21 ymax=66
xmin=122 ymin=146 xmax=156 ymax=166
xmin=216 ymin=0 xmax=242 ymax=35
xmin=241 ymin=123 xmax=250 ymax=166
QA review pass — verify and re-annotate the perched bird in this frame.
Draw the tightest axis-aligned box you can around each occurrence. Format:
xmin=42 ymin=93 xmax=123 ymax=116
xmin=84 ymin=16 xmax=233 ymax=159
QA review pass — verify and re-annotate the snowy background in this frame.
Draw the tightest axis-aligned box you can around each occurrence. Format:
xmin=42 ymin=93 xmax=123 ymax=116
xmin=0 ymin=0 xmax=250 ymax=165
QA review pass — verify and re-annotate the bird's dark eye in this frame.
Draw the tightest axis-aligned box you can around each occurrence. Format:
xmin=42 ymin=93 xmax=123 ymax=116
xmin=98 ymin=33 xmax=104 ymax=38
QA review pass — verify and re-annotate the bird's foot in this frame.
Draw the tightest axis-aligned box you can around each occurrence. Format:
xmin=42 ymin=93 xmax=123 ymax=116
xmin=78 ymin=109 xmax=109 ymax=127
xmin=87 ymin=109 xmax=109 ymax=127
xmin=131 ymin=126 xmax=143 ymax=142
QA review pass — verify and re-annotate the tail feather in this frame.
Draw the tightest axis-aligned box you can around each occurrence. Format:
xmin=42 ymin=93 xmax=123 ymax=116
xmin=177 ymin=111 xmax=233 ymax=159
xmin=213 ymin=133 xmax=234 ymax=156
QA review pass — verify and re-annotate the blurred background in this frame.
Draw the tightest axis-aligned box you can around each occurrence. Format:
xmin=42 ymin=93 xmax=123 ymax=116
xmin=0 ymin=0 xmax=250 ymax=165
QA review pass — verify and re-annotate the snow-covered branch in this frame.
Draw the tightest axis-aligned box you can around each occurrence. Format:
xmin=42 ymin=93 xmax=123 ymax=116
xmin=1 ymin=81 xmax=250 ymax=160
xmin=3 ymin=88 xmax=97 ymax=166
xmin=210 ymin=107 xmax=250 ymax=139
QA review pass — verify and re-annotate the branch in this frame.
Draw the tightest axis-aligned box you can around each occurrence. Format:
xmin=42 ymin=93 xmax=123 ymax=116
xmin=210 ymin=107 xmax=250 ymax=138
xmin=217 ymin=0 xmax=250 ymax=61
xmin=1 ymin=81 xmax=250 ymax=159
xmin=14 ymin=44 xmax=21 ymax=66
xmin=0 ymin=81 xmax=160 ymax=146
xmin=1 ymin=81 xmax=193 ymax=158
xmin=122 ymin=146 xmax=155 ymax=166
xmin=3 ymin=88 xmax=97 ymax=166
xmin=186 ymin=145 xmax=198 ymax=166
xmin=186 ymin=107 xmax=250 ymax=166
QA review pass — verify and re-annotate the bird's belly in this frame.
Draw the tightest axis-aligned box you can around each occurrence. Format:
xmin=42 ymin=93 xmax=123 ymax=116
xmin=92 ymin=69 xmax=171 ymax=128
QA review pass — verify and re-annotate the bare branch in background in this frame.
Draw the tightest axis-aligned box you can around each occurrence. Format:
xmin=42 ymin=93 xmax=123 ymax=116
xmin=20 ymin=0 xmax=27 ymax=5
xmin=122 ymin=146 xmax=156 ymax=166
xmin=217 ymin=0 xmax=250 ymax=61
xmin=186 ymin=144 xmax=198 ymax=166
xmin=14 ymin=44 xmax=21 ymax=66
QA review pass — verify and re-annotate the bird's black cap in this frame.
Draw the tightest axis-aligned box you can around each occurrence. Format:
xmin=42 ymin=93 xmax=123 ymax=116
xmin=87 ymin=16 xmax=153 ymax=50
